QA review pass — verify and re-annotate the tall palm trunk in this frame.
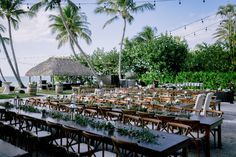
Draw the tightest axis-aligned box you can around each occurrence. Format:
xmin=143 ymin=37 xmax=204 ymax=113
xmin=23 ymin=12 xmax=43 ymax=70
xmin=0 ymin=68 xmax=7 ymax=82
xmin=69 ymin=39 xmax=79 ymax=60
xmin=7 ymin=17 xmax=20 ymax=77
xmin=7 ymin=17 xmax=25 ymax=88
xmin=0 ymin=33 xmax=25 ymax=88
xmin=57 ymin=3 xmax=98 ymax=79
xmin=118 ymin=18 xmax=127 ymax=80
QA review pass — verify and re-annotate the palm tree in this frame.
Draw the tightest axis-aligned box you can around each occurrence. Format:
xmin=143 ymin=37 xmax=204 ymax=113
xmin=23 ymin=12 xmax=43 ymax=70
xmin=134 ymin=26 xmax=157 ymax=42
xmin=30 ymin=0 xmax=98 ymax=79
xmin=49 ymin=5 xmax=91 ymax=60
xmin=214 ymin=4 xmax=236 ymax=68
xmin=0 ymin=24 xmax=7 ymax=82
xmin=0 ymin=32 xmax=20 ymax=87
xmin=0 ymin=0 xmax=30 ymax=88
xmin=95 ymin=0 xmax=154 ymax=80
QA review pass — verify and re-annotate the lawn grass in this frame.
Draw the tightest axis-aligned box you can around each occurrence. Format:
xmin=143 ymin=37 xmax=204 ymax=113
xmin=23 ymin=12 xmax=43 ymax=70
xmin=0 ymin=87 xmax=72 ymax=99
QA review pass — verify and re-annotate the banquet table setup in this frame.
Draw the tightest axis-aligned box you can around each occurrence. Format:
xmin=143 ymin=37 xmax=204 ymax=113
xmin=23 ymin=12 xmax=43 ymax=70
xmin=0 ymin=87 xmax=224 ymax=157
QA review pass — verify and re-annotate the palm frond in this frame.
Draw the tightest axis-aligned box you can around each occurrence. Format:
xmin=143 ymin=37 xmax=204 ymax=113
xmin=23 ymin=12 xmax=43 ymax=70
xmin=94 ymin=6 xmax=106 ymax=14
xmin=97 ymin=0 xmax=108 ymax=5
xmin=10 ymin=18 xmax=19 ymax=30
xmin=67 ymin=0 xmax=79 ymax=11
xmin=30 ymin=1 xmax=45 ymax=12
xmin=103 ymin=16 xmax=119 ymax=28
xmin=0 ymin=24 xmax=6 ymax=33
xmin=132 ymin=3 xmax=154 ymax=13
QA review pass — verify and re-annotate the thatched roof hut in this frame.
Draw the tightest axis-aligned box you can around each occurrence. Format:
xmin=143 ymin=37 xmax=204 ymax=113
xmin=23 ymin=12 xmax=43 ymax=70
xmin=25 ymin=57 xmax=93 ymax=76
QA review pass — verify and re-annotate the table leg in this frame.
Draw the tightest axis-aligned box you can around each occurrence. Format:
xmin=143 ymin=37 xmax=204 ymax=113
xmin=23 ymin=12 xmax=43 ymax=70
xmin=182 ymin=146 xmax=188 ymax=157
xmin=218 ymin=102 xmax=221 ymax=111
xmin=218 ymin=125 xmax=222 ymax=148
xmin=205 ymin=128 xmax=211 ymax=157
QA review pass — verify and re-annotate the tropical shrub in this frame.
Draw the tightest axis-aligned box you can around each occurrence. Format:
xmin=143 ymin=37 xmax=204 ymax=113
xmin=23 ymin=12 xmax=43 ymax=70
xmin=184 ymin=43 xmax=232 ymax=72
xmin=123 ymin=34 xmax=188 ymax=76
xmin=145 ymin=72 xmax=236 ymax=89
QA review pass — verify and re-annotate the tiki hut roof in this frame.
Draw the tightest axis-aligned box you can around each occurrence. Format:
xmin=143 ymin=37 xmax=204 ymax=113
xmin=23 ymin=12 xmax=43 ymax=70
xmin=25 ymin=57 xmax=93 ymax=76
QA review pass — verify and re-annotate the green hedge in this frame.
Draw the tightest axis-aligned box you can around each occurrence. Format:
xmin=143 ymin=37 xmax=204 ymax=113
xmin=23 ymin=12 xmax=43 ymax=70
xmin=141 ymin=71 xmax=236 ymax=89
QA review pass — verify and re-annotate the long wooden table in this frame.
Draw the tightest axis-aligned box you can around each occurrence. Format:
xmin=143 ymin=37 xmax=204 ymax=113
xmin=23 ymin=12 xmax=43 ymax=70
xmin=3 ymin=105 xmax=223 ymax=157
xmin=0 ymin=139 xmax=29 ymax=157
xmin=190 ymin=115 xmax=223 ymax=157
xmin=5 ymin=108 xmax=191 ymax=157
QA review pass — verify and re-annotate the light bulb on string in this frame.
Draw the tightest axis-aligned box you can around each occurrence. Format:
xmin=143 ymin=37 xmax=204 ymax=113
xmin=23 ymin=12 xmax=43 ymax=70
xmin=201 ymin=19 xmax=204 ymax=23
xmin=78 ymin=3 xmax=81 ymax=9
xmin=179 ymin=0 xmax=181 ymax=5
xmin=203 ymin=0 xmax=206 ymax=3
xmin=205 ymin=27 xmax=208 ymax=31
xmin=104 ymin=2 xmax=107 ymax=10
xmin=27 ymin=3 xmax=30 ymax=9
xmin=153 ymin=0 xmax=156 ymax=7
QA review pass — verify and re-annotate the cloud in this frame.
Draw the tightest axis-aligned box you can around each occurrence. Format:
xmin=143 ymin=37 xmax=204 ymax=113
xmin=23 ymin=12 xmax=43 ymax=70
xmin=11 ymin=9 xmax=57 ymax=43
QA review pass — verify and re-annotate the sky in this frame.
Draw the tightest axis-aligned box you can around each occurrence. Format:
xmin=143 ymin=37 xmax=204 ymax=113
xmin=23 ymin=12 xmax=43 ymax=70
xmin=0 ymin=0 xmax=235 ymax=76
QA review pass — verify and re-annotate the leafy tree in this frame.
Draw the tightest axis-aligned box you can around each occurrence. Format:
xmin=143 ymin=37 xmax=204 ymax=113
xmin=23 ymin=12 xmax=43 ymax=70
xmin=123 ymin=34 xmax=188 ymax=76
xmin=0 ymin=0 xmax=31 ymax=88
xmin=214 ymin=3 xmax=236 ymax=69
xmin=90 ymin=48 xmax=119 ymax=75
xmin=133 ymin=26 xmax=157 ymax=42
xmin=95 ymin=0 xmax=154 ymax=80
xmin=49 ymin=5 xmax=91 ymax=60
xmin=185 ymin=43 xmax=231 ymax=72
xmin=31 ymin=0 xmax=98 ymax=79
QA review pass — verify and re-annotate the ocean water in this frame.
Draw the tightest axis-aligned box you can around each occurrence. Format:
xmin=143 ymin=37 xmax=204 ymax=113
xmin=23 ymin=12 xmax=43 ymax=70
xmin=2 ymin=76 xmax=51 ymax=87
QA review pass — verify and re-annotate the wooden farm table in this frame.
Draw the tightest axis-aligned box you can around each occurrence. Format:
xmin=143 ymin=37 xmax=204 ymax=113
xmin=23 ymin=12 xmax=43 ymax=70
xmin=7 ymin=109 xmax=191 ymax=157
xmin=190 ymin=115 xmax=223 ymax=157
xmin=0 ymin=139 xmax=29 ymax=157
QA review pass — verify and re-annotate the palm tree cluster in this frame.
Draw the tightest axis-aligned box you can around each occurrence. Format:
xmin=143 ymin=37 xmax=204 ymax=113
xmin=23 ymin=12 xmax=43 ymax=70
xmin=0 ymin=0 xmax=31 ymax=88
xmin=1 ymin=0 xmax=233 ymax=88
xmin=95 ymin=0 xmax=154 ymax=80
xmin=214 ymin=4 xmax=236 ymax=69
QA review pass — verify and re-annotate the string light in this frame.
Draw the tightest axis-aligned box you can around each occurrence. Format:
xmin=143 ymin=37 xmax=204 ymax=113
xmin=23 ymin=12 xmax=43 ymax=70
xmin=22 ymin=0 xmax=207 ymax=7
xmin=167 ymin=14 xmax=215 ymax=34
xmin=27 ymin=3 xmax=30 ymax=9
xmin=179 ymin=0 xmax=181 ymax=5
xmin=181 ymin=21 xmax=219 ymax=38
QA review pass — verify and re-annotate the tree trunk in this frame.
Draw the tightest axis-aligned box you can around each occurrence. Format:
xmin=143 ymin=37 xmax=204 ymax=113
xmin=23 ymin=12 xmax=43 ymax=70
xmin=0 ymin=68 xmax=7 ymax=82
xmin=7 ymin=18 xmax=25 ymax=88
xmin=7 ymin=18 xmax=20 ymax=77
xmin=57 ymin=3 xmax=97 ymax=77
xmin=118 ymin=18 xmax=127 ymax=80
xmin=69 ymin=39 xmax=79 ymax=60
xmin=0 ymin=33 xmax=25 ymax=88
